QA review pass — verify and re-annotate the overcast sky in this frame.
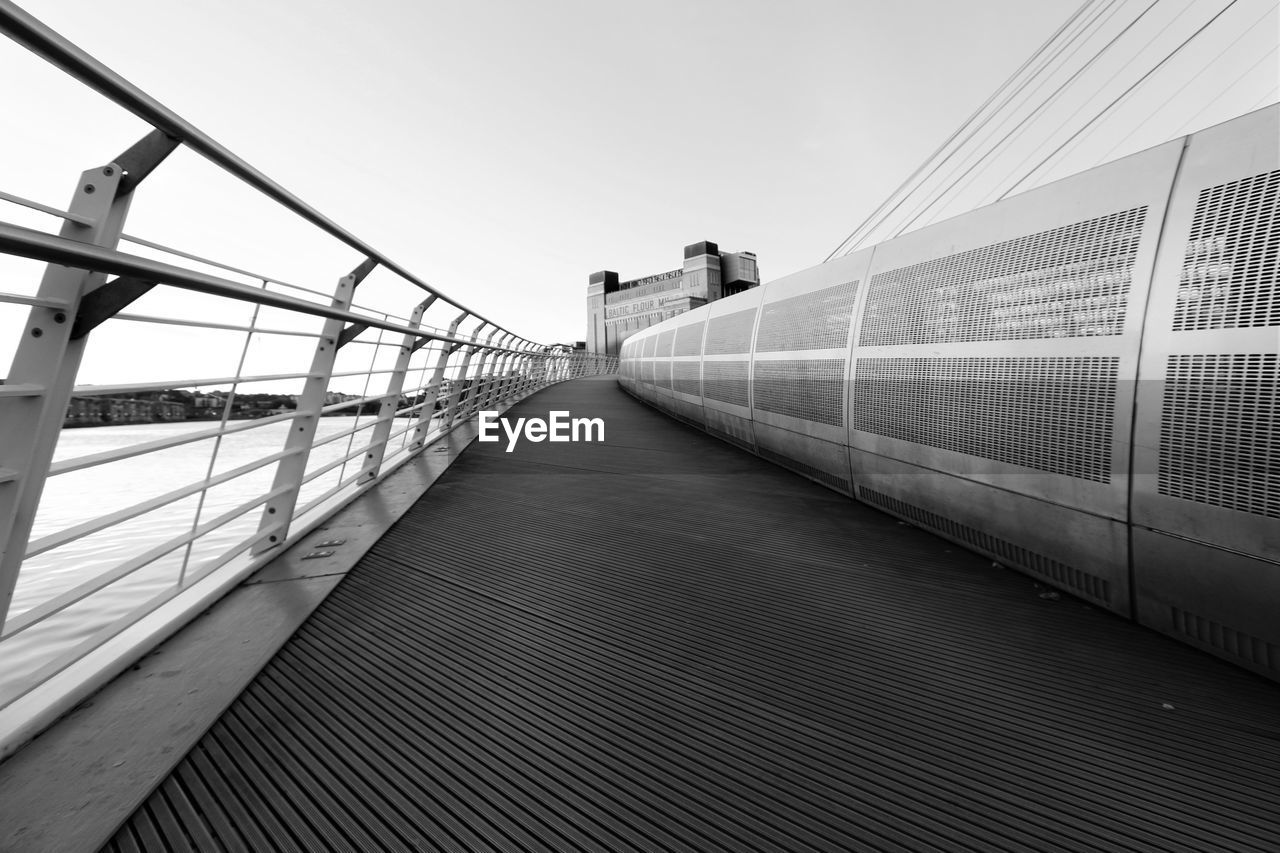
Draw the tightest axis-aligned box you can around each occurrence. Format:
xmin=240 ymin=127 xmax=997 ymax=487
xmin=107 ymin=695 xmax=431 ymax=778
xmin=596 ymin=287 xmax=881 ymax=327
xmin=1 ymin=0 xmax=1275 ymax=387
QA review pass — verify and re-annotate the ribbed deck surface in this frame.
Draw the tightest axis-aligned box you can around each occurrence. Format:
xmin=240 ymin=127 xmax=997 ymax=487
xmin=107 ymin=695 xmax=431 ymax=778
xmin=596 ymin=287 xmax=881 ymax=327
xmin=105 ymin=377 xmax=1280 ymax=852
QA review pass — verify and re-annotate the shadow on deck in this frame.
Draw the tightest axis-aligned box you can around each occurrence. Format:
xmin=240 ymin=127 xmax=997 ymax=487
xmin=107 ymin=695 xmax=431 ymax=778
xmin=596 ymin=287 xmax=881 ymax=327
xmin=92 ymin=377 xmax=1280 ymax=850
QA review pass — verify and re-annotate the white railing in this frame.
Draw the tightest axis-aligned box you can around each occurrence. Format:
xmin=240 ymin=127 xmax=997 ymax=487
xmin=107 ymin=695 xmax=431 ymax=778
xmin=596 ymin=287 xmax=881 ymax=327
xmin=0 ymin=1 xmax=616 ymax=755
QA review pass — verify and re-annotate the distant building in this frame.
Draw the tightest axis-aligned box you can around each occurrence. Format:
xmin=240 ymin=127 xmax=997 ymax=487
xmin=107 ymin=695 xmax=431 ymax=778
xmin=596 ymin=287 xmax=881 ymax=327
xmin=65 ymin=396 xmax=186 ymax=427
xmin=586 ymin=241 xmax=759 ymax=356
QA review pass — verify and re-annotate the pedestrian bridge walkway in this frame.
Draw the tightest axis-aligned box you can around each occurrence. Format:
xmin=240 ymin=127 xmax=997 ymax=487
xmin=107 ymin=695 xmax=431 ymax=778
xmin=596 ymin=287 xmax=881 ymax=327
xmin=71 ymin=377 xmax=1280 ymax=851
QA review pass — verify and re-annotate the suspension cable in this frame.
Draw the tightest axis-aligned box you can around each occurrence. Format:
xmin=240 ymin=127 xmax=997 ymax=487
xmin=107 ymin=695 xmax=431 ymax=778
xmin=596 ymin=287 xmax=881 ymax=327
xmin=996 ymin=0 xmax=1246 ymax=200
xmin=822 ymin=0 xmax=1097 ymax=260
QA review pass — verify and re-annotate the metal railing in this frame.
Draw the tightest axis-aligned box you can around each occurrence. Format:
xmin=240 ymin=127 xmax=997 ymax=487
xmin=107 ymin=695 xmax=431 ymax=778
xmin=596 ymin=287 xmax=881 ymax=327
xmin=0 ymin=1 xmax=615 ymax=753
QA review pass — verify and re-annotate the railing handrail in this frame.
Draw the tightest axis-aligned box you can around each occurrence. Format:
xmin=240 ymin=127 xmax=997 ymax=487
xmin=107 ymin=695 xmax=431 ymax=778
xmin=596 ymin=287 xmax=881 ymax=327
xmin=0 ymin=220 xmax=558 ymax=357
xmin=0 ymin=1 xmax=533 ymax=346
xmin=118 ymin=233 xmax=426 ymax=326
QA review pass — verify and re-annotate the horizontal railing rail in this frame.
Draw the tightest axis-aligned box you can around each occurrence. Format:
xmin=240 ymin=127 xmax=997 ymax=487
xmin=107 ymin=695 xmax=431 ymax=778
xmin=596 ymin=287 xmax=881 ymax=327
xmin=0 ymin=221 xmax=535 ymax=356
xmin=20 ymin=449 xmax=297 ymax=564
xmin=0 ymin=1 xmax=617 ymax=757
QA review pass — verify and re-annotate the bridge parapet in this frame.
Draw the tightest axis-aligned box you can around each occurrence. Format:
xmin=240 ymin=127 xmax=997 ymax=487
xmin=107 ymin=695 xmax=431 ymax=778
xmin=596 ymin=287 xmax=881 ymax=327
xmin=621 ymin=105 xmax=1279 ymax=682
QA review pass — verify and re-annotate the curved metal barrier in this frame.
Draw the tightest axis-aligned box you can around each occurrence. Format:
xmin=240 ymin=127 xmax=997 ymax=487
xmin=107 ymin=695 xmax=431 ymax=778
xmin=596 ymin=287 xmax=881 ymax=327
xmin=621 ymin=105 xmax=1278 ymax=682
xmin=0 ymin=2 xmax=614 ymax=752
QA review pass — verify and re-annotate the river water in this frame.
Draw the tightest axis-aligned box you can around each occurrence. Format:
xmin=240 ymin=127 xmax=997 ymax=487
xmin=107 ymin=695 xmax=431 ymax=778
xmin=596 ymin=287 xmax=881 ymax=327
xmin=2 ymin=415 xmax=396 ymax=702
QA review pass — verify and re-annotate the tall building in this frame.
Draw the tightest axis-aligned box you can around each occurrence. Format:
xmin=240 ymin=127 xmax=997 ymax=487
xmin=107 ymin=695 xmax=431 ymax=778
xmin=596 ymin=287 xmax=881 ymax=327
xmin=586 ymin=241 xmax=759 ymax=356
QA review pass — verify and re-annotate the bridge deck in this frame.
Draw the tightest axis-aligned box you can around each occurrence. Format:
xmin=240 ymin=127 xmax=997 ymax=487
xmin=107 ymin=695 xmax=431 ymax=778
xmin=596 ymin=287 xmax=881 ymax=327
xmin=104 ymin=377 xmax=1279 ymax=852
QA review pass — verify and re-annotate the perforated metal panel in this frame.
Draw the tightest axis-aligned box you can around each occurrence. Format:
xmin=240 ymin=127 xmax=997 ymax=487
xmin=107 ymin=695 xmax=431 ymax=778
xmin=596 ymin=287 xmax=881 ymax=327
xmin=704 ymin=308 xmax=758 ymax=355
xmin=752 ymin=360 xmax=845 ymax=426
xmin=656 ymin=329 xmax=676 ymax=358
xmin=755 ymin=281 xmax=860 ymax=351
xmin=861 ymin=208 xmax=1146 ymax=345
xmin=656 ymin=360 xmax=673 ymax=391
xmin=852 ymin=357 xmax=1119 ymax=481
xmin=642 ymin=335 xmax=656 ymax=359
xmin=1172 ymin=170 xmax=1279 ymax=330
xmin=616 ymin=108 xmax=1279 ymax=681
xmin=1132 ymin=108 xmax=1277 ymax=543
xmin=702 ymin=361 xmax=750 ymax=408
xmin=674 ymin=322 xmax=706 ymax=356
xmin=673 ymin=361 xmax=701 ymax=397
xmin=1158 ymin=353 xmax=1278 ymax=517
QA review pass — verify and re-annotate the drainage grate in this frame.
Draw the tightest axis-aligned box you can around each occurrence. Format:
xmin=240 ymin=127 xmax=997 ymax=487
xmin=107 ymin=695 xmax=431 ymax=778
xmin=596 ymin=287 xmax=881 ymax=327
xmin=858 ymin=487 xmax=1111 ymax=605
xmin=758 ymin=447 xmax=850 ymax=492
xmin=1172 ymin=606 xmax=1277 ymax=671
xmin=704 ymin=424 xmax=754 ymax=452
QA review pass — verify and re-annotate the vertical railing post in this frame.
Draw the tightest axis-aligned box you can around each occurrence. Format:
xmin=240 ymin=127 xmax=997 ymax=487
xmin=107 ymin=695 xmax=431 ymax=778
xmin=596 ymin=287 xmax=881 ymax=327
xmin=511 ymin=343 xmax=536 ymax=399
xmin=490 ymin=337 xmax=523 ymax=407
xmin=459 ymin=331 xmax=502 ymax=421
xmin=0 ymin=130 xmax=178 ymax=629
xmin=475 ymin=332 xmax=514 ymax=412
xmin=520 ymin=349 xmax=542 ymax=394
xmin=509 ymin=345 xmax=534 ymax=397
xmin=361 ymin=295 xmax=436 ymax=481
xmin=458 ymin=327 xmax=501 ymax=420
xmin=251 ymin=257 xmax=378 ymax=556
xmin=535 ymin=350 xmax=552 ymax=390
xmin=436 ymin=323 xmax=482 ymax=427
xmin=442 ymin=324 xmax=492 ymax=428
xmin=408 ymin=311 xmax=468 ymax=451
xmin=535 ymin=348 xmax=552 ymax=390
xmin=529 ymin=350 xmax=544 ymax=391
